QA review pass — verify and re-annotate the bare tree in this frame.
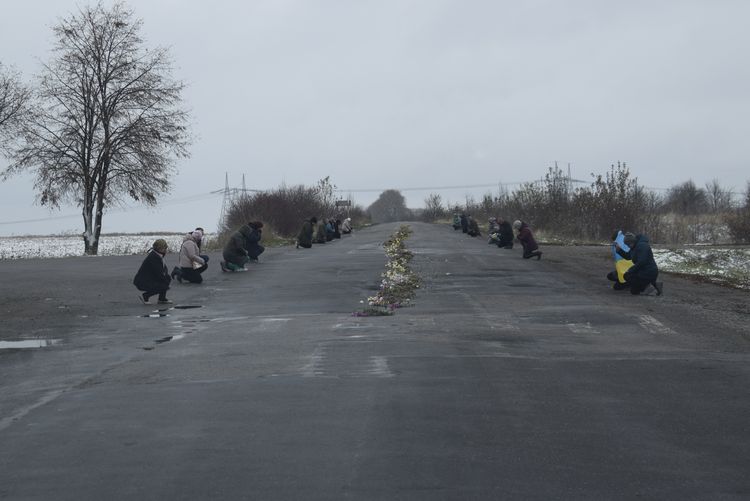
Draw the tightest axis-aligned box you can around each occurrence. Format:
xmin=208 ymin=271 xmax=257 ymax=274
xmin=422 ymin=192 xmax=445 ymax=222
xmin=0 ymin=63 xmax=30 ymax=146
xmin=704 ymin=178 xmax=733 ymax=213
xmin=315 ymin=176 xmax=337 ymax=216
xmin=3 ymin=3 xmax=190 ymax=254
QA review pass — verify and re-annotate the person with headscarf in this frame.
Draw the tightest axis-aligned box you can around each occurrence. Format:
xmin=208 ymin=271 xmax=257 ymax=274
xmin=341 ymin=217 xmax=353 ymax=234
xmin=513 ymin=220 xmax=542 ymax=260
xmin=615 ymin=232 xmax=663 ymax=295
xmin=297 ymin=217 xmax=316 ymax=249
xmin=134 ymin=239 xmax=172 ymax=304
xmin=174 ymin=229 xmax=208 ymax=283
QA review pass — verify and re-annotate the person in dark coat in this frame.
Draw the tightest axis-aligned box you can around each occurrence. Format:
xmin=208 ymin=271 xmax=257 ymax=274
xmin=616 ymin=233 xmax=663 ymax=295
xmin=134 ymin=239 xmax=172 ymax=304
xmin=333 ymin=219 xmax=342 ymax=239
xmin=244 ymin=221 xmax=265 ymax=262
xmin=467 ymin=216 xmax=481 ymax=237
xmin=460 ymin=214 xmax=468 ymax=233
xmin=513 ymin=220 xmax=542 ymax=260
xmin=496 ymin=219 xmax=514 ymax=249
xmin=221 ymin=224 xmax=252 ymax=271
xmin=297 ymin=217 xmax=316 ymax=248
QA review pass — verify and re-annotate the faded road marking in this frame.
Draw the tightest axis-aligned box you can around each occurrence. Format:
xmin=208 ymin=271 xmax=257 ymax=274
xmin=636 ymin=314 xmax=676 ymax=335
xmin=367 ymin=356 xmax=394 ymax=377
xmin=301 ymin=346 xmax=326 ymax=377
xmin=566 ymin=322 xmax=600 ymax=335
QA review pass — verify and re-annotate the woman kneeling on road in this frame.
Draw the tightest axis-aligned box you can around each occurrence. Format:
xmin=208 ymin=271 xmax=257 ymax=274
xmin=174 ymin=230 xmax=208 ymax=283
xmin=134 ymin=239 xmax=172 ymax=304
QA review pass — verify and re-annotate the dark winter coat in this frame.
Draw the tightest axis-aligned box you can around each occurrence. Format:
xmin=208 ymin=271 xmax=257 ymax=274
xmin=314 ymin=221 xmax=327 ymax=244
xmin=460 ymin=215 xmax=468 ymax=233
xmin=298 ymin=220 xmax=314 ymax=247
xmin=133 ymin=249 xmax=171 ymax=292
xmin=467 ymin=218 xmax=481 ymax=237
xmin=223 ymin=226 xmax=250 ymax=263
xmin=244 ymin=224 xmax=265 ymax=259
xmin=617 ymin=234 xmax=658 ymax=281
xmin=517 ymin=222 xmax=539 ymax=253
xmin=497 ymin=221 xmax=514 ymax=247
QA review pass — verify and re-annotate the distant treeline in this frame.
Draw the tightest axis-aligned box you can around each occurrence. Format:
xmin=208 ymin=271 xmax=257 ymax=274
xmin=421 ymin=163 xmax=750 ymax=245
xmin=220 ymin=165 xmax=750 ymax=245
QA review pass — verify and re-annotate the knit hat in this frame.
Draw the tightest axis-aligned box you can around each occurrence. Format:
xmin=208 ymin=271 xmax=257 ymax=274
xmin=153 ymin=239 xmax=168 ymax=253
xmin=512 ymin=220 xmax=522 ymax=230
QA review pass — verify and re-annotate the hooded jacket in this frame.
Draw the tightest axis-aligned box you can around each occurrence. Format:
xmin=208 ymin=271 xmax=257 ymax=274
xmin=617 ymin=234 xmax=658 ymax=281
xmin=244 ymin=223 xmax=264 ymax=259
xmin=223 ymin=225 xmax=251 ymax=263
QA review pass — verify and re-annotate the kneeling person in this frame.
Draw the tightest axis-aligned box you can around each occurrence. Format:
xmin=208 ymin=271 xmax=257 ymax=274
xmin=134 ymin=239 xmax=172 ymax=304
xmin=178 ymin=230 xmax=208 ymax=283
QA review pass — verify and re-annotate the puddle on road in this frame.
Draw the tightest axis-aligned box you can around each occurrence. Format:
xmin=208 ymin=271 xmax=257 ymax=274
xmin=152 ymin=334 xmax=185 ymax=346
xmin=141 ymin=313 xmax=170 ymax=318
xmin=154 ymin=305 xmax=203 ymax=313
xmin=0 ymin=339 xmax=61 ymax=349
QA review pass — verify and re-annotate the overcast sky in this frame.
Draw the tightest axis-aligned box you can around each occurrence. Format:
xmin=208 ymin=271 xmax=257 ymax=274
xmin=1 ymin=0 xmax=749 ymax=235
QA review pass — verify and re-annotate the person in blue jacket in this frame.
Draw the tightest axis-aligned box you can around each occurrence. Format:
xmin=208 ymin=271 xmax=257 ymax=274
xmin=615 ymin=233 xmax=663 ymax=295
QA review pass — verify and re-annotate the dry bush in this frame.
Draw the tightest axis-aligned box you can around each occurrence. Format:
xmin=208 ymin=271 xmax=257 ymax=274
xmin=218 ymin=182 xmax=371 ymax=246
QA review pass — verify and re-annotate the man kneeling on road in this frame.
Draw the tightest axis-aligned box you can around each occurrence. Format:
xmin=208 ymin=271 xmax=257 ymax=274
xmin=615 ymin=232 xmax=663 ymax=296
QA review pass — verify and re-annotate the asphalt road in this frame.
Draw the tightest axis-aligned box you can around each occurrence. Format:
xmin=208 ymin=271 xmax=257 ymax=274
xmin=1 ymin=222 xmax=748 ymax=500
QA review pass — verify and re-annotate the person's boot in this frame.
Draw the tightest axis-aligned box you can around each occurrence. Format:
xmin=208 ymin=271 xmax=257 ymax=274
xmin=536 ymin=251 xmax=543 ymax=260
xmin=171 ymin=266 xmax=183 ymax=283
xmin=654 ymin=282 xmax=664 ymax=296
xmin=220 ymin=261 xmax=229 ymax=272
xmin=226 ymin=261 xmax=245 ymax=272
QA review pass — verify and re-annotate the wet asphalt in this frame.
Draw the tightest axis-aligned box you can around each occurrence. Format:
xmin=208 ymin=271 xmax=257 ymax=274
xmin=0 ymin=222 xmax=749 ymax=500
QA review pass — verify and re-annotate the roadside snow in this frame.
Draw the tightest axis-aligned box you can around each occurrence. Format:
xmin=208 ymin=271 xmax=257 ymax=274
xmin=0 ymin=234 xmax=213 ymax=259
xmin=654 ymin=247 xmax=750 ymax=290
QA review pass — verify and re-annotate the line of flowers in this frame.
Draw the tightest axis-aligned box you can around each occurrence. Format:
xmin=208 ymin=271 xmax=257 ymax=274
xmin=356 ymin=225 xmax=420 ymax=316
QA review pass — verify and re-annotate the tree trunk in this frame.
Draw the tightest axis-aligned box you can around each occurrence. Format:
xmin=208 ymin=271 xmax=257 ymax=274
xmin=82 ymin=204 xmax=97 ymax=255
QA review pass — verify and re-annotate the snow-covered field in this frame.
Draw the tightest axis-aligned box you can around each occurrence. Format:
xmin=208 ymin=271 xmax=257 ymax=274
xmin=0 ymin=234 xmax=215 ymax=259
xmin=654 ymin=247 xmax=750 ymax=290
